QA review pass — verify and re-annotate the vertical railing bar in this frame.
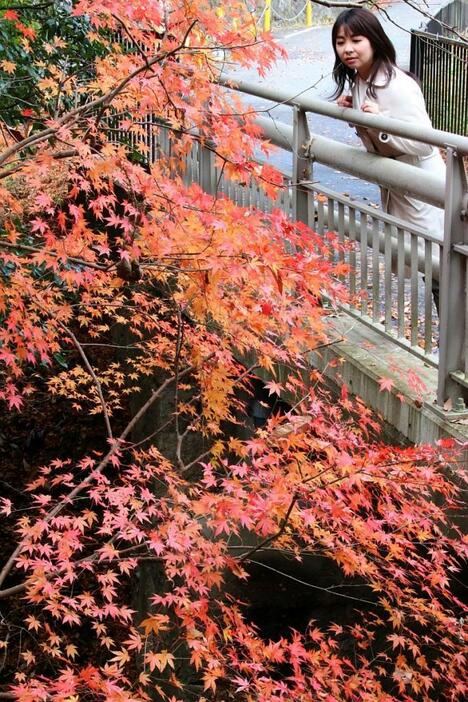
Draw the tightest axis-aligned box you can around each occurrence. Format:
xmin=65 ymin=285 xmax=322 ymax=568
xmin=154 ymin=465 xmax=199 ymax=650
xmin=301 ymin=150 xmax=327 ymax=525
xmin=437 ymin=39 xmax=441 ymax=125
xmin=410 ymin=234 xmax=419 ymax=347
xmin=327 ymin=197 xmax=335 ymax=263
xmin=349 ymin=207 xmax=357 ymax=307
xmin=465 ymin=256 xmax=468 ymax=378
xmin=447 ymin=41 xmax=452 ymax=132
xmin=424 ymin=239 xmax=433 ymax=355
xmin=292 ymin=107 xmax=311 ymax=225
xmin=308 ymin=189 xmax=316 ymax=235
xmin=327 ymin=197 xmax=335 ymax=231
xmin=372 ymin=217 xmax=380 ymax=323
xmin=259 ymin=182 xmax=266 ymax=212
xmin=384 ymin=222 xmax=393 ymax=332
xmin=360 ymin=212 xmax=368 ymax=317
xmin=397 ymin=228 xmax=405 ymax=338
xmin=458 ymin=41 xmax=461 ymax=133
xmin=317 ymin=197 xmax=324 ymax=236
xmin=338 ymin=201 xmax=345 ymax=283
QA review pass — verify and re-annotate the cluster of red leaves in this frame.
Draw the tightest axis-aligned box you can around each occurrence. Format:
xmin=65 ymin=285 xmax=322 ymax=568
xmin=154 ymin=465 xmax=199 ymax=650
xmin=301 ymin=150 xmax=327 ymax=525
xmin=0 ymin=2 xmax=466 ymax=701
xmin=2 ymin=419 xmax=467 ymax=701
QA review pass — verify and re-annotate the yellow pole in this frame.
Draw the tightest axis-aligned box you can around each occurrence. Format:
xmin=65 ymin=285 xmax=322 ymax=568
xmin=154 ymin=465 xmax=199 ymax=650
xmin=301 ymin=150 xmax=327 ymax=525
xmin=306 ymin=0 xmax=313 ymax=27
xmin=264 ymin=0 xmax=272 ymax=32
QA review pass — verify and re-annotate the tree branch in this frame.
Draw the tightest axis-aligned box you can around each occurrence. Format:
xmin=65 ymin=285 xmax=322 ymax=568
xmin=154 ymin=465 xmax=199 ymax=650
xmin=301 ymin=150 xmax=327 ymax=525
xmin=237 ymin=494 xmax=298 ymax=564
xmin=0 ymin=240 xmax=106 ymax=271
xmin=0 ymin=20 xmax=198 ymax=168
xmin=0 ymin=353 xmax=214 ymax=592
xmin=247 ymin=560 xmax=376 ymax=606
xmin=55 ymin=321 xmax=114 ymax=441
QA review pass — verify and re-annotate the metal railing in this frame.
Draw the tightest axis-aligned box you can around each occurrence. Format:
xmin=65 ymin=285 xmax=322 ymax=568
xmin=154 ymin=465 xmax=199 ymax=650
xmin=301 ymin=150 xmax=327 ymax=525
xmin=262 ymin=0 xmax=313 ymax=31
xmin=410 ymin=30 xmax=468 ymax=136
xmin=193 ymin=78 xmax=468 ymax=411
xmin=109 ymin=78 xmax=468 ymax=411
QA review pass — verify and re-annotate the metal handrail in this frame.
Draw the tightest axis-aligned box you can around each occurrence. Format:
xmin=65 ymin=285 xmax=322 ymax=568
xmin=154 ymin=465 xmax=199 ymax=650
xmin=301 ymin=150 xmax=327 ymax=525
xmin=219 ymin=75 xmax=468 ymax=155
xmin=412 ymin=28 xmax=468 ymax=49
xmin=254 ymin=115 xmax=445 ymax=208
xmin=214 ymin=76 xmax=468 ymax=408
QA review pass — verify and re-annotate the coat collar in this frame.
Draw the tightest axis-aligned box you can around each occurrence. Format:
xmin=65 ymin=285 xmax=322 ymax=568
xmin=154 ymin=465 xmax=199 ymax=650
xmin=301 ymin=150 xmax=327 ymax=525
xmin=357 ymin=66 xmax=396 ymax=88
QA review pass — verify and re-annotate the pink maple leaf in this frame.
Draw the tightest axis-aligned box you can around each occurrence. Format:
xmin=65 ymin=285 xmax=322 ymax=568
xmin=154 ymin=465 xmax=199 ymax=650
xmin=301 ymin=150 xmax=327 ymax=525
xmin=378 ymin=376 xmax=395 ymax=393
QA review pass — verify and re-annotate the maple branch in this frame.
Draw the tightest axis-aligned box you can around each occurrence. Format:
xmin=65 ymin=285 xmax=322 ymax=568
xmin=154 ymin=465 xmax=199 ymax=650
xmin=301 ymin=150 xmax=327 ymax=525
xmin=247 ymin=559 xmax=376 ymax=606
xmin=0 ymin=354 xmax=214 ymax=593
xmin=112 ymin=14 xmax=156 ymax=75
xmin=173 ymin=304 xmax=187 ymax=470
xmin=307 ymin=0 xmax=366 ymax=6
xmin=57 ymin=322 xmax=114 ymax=441
xmin=0 ymin=149 xmax=79 ymax=180
xmin=0 ymin=535 xmax=147 ymax=601
xmin=0 ymin=20 xmax=198 ymax=168
xmin=237 ymin=494 xmax=298 ymax=565
xmin=373 ymin=0 xmax=468 ymax=45
xmin=0 ymin=240 xmax=106 ymax=270
xmin=2 ymin=2 xmax=55 ymax=9
xmin=180 ymin=448 xmax=213 ymax=475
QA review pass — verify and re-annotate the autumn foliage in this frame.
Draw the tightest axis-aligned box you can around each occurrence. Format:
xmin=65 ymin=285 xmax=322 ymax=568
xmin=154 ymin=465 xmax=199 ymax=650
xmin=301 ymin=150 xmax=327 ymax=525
xmin=0 ymin=2 xmax=467 ymax=700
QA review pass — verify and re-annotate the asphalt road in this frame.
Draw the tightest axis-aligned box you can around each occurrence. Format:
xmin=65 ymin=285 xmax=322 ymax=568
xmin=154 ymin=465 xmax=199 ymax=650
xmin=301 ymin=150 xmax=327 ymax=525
xmin=224 ymin=1 xmax=445 ymax=202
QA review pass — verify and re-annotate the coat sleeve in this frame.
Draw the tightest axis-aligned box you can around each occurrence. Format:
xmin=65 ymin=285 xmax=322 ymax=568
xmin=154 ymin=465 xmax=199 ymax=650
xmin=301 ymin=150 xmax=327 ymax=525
xmin=377 ymin=76 xmax=433 ymax=158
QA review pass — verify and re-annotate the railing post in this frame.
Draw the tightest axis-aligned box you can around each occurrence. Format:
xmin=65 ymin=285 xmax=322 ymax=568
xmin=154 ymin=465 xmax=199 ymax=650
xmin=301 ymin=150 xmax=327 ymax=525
xmin=198 ymin=140 xmax=216 ymax=195
xmin=264 ymin=0 xmax=272 ymax=32
xmin=437 ymin=148 xmax=468 ymax=408
xmin=409 ymin=30 xmax=421 ymax=78
xmin=292 ymin=107 xmax=311 ymax=225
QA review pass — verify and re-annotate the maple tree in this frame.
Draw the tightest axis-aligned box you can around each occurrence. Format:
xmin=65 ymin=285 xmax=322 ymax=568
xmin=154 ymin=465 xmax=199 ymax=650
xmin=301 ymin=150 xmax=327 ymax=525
xmin=0 ymin=2 xmax=467 ymax=701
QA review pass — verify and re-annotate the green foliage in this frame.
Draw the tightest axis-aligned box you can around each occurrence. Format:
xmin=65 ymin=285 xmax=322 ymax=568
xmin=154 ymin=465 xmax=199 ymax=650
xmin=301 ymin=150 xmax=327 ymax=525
xmin=0 ymin=1 xmax=106 ymax=125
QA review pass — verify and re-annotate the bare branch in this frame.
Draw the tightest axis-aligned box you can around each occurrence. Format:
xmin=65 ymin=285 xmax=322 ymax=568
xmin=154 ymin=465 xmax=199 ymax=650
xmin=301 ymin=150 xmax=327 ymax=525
xmin=0 ymin=353 xmax=214 ymax=591
xmin=0 ymin=240 xmax=106 ymax=270
xmin=0 ymin=20 xmax=198 ymax=168
xmin=247 ymin=559 xmax=376 ymax=606
xmin=237 ymin=494 xmax=298 ymax=564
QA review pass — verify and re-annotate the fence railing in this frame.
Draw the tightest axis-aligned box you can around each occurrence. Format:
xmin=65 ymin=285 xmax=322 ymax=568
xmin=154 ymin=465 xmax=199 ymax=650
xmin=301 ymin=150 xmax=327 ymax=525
xmin=426 ymin=0 xmax=468 ymax=38
xmin=109 ymin=78 xmax=468 ymax=412
xmin=410 ymin=30 xmax=468 ymax=136
xmin=204 ymin=79 xmax=468 ymax=411
xmin=262 ymin=0 xmax=313 ymax=31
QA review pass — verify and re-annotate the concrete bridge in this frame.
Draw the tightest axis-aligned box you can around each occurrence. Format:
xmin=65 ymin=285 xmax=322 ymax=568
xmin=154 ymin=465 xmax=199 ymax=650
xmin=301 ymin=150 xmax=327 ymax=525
xmin=191 ymin=78 xmax=468 ymax=446
xmin=132 ymin=78 xmax=468 ymax=447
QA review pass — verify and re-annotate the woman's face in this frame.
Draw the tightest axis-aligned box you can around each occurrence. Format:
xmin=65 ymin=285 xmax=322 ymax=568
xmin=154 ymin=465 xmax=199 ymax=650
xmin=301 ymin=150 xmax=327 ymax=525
xmin=335 ymin=27 xmax=375 ymax=79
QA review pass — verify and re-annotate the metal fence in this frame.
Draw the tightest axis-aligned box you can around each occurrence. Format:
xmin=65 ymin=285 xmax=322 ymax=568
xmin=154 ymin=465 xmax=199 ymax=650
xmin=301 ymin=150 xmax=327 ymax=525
xmin=268 ymin=0 xmax=311 ymax=27
xmin=410 ymin=30 xmax=468 ymax=136
xmin=108 ymin=80 xmax=468 ymax=412
xmin=426 ymin=0 xmax=468 ymax=38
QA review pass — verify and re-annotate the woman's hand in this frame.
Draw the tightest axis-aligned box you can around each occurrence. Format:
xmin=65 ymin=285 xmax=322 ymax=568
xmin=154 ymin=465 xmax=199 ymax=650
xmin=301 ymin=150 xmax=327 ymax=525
xmin=337 ymin=95 xmax=353 ymax=108
xmin=361 ymin=100 xmax=379 ymax=114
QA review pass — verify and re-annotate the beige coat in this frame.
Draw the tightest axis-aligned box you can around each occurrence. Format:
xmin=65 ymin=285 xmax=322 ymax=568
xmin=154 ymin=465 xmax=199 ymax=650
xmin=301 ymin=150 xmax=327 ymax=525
xmin=351 ymin=67 xmax=446 ymax=242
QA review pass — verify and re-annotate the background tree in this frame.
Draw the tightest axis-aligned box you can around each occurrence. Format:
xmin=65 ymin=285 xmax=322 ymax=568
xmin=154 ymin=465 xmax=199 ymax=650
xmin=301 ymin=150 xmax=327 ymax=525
xmin=0 ymin=0 xmax=109 ymax=130
xmin=0 ymin=1 xmax=467 ymax=701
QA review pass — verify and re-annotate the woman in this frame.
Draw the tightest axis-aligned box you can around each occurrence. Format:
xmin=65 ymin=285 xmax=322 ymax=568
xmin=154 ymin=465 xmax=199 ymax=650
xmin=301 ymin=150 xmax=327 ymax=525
xmin=331 ymin=8 xmax=445 ymax=307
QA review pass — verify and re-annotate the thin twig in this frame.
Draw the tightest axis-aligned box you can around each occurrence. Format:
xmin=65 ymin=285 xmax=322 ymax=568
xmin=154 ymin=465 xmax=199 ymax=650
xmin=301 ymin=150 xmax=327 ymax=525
xmin=237 ymin=494 xmax=298 ymax=564
xmin=0 ymin=241 xmax=106 ymax=271
xmin=246 ymin=559 xmax=376 ymax=606
xmin=0 ymin=354 xmax=214 ymax=592
xmin=0 ymin=21 xmax=198 ymax=169
xmin=174 ymin=305 xmax=185 ymax=470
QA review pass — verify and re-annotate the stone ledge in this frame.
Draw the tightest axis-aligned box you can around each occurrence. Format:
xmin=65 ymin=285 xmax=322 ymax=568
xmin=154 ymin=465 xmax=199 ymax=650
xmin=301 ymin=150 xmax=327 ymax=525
xmin=309 ymin=313 xmax=468 ymax=448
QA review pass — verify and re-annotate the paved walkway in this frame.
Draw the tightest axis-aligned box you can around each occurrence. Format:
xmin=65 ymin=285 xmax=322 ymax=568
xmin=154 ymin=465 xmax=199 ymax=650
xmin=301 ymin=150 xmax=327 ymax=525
xmin=226 ymin=1 xmax=445 ymax=200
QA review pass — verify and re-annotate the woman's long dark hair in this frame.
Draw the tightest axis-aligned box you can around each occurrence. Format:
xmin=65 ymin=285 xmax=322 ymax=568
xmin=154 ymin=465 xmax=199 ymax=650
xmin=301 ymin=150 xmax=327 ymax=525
xmin=331 ymin=9 xmax=397 ymax=99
